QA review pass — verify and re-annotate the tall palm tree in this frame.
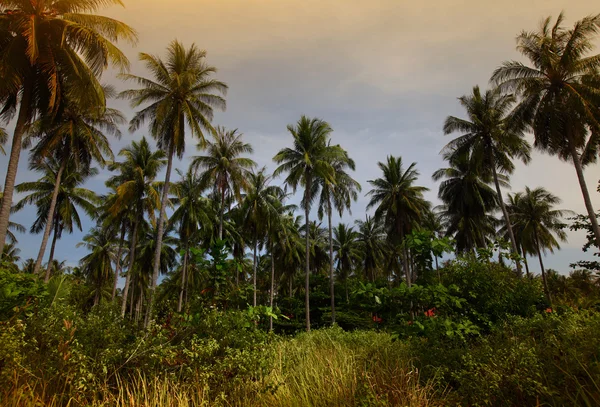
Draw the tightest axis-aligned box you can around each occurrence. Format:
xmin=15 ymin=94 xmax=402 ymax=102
xmin=78 ymin=226 xmax=118 ymax=306
xmin=192 ymin=127 xmax=256 ymax=240
xmin=120 ymin=40 xmax=227 ymax=325
xmin=443 ymin=86 xmax=530 ymax=269
xmin=508 ymin=187 xmax=572 ymax=303
xmin=14 ymin=159 xmax=99 ymax=282
xmin=273 ymin=116 xmax=345 ymax=331
xmin=0 ymin=190 xmax=26 ymax=245
xmin=491 ymin=13 xmax=600 ymax=249
xmin=0 ymin=0 xmax=136 ymax=254
xmin=240 ymin=168 xmax=283 ymax=307
xmin=333 ymin=223 xmax=361 ymax=302
xmin=24 ymin=95 xmax=123 ymax=277
xmin=433 ymin=150 xmax=502 ymax=253
xmin=355 ymin=216 xmax=386 ymax=282
xmin=316 ymin=149 xmax=361 ymax=324
xmin=170 ymin=168 xmax=215 ymax=312
xmin=367 ymin=156 xmax=429 ymax=287
xmin=106 ymin=137 xmax=165 ymax=317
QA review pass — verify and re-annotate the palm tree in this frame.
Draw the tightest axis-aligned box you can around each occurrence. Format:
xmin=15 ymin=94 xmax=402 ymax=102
xmin=433 ymin=150 xmax=502 ymax=253
xmin=0 ymin=0 xmax=136 ymax=255
xmin=14 ymin=159 xmax=99 ymax=282
xmin=333 ymin=223 xmax=361 ymax=302
xmin=170 ymin=168 xmax=215 ymax=312
xmin=491 ymin=13 xmax=600 ymax=249
xmin=106 ymin=137 xmax=165 ymax=317
xmin=78 ymin=226 xmax=118 ymax=306
xmin=443 ymin=86 xmax=530 ymax=269
xmin=273 ymin=116 xmax=345 ymax=331
xmin=367 ymin=156 xmax=429 ymax=287
xmin=508 ymin=187 xmax=572 ymax=303
xmin=120 ymin=40 xmax=227 ymax=325
xmin=23 ymin=95 xmax=123 ymax=277
xmin=0 ymin=190 xmax=25 ymax=245
xmin=240 ymin=168 xmax=283 ymax=307
xmin=355 ymin=216 xmax=386 ymax=283
xmin=316 ymin=149 xmax=361 ymax=324
xmin=192 ymin=127 xmax=256 ymax=239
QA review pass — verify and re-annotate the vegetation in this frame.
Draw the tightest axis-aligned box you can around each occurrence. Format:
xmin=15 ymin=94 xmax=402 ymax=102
xmin=0 ymin=6 xmax=600 ymax=406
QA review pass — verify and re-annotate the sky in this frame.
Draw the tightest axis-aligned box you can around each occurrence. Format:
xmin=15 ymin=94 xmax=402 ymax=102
xmin=2 ymin=0 xmax=600 ymax=274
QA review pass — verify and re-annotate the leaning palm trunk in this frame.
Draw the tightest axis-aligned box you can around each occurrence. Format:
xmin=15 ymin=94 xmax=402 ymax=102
xmin=491 ymin=163 xmax=521 ymax=273
xmin=45 ymin=217 xmax=60 ymax=281
xmin=112 ymin=223 xmax=127 ymax=301
xmin=569 ymin=142 xmax=600 ymax=250
xmin=219 ymin=187 xmax=225 ymax=240
xmin=38 ymin=159 xmax=67 ymax=281
xmin=534 ymin=228 xmax=552 ymax=305
xmin=0 ymin=84 xmax=33 ymax=255
xmin=304 ymin=179 xmax=311 ymax=332
xmin=146 ymin=145 xmax=174 ymax=328
xmin=253 ymin=238 xmax=258 ymax=307
xmin=269 ymin=241 xmax=275 ymax=331
xmin=121 ymin=218 xmax=140 ymax=317
xmin=177 ymin=244 xmax=189 ymax=313
xmin=327 ymin=200 xmax=335 ymax=324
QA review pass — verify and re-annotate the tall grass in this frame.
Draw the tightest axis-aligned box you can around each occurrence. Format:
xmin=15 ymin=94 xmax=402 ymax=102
xmin=2 ymin=328 xmax=442 ymax=406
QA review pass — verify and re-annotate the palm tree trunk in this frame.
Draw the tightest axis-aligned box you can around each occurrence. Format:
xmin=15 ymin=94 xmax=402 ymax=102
xmin=178 ymin=241 xmax=189 ymax=313
xmin=253 ymin=237 xmax=258 ymax=307
xmin=519 ymin=242 xmax=530 ymax=278
xmin=491 ymin=163 xmax=521 ymax=273
xmin=569 ymin=142 xmax=600 ymax=250
xmin=94 ymin=285 xmax=100 ymax=307
xmin=38 ymin=159 xmax=67 ymax=281
xmin=327 ymin=200 xmax=335 ymax=324
xmin=121 ymin=218 xmax=140 ymax=317
xmin=219 ymin=186 xmax=225 ymax=240
xmin=0 ymin=82 xmax=32 ymax=255
xmin=45 ymin=217 xmax=59 ymax=281
xmin=129 ymin=277 xmax=136 ymax=319
xmin=269 ymin=241 xmax=275 ymax=331
xmin=304 ymin=180 xmax=311 ymax=332
xmin=146 ymin=144 xmax=174 ymax=328
xmin=112 ymin=223 xmax=127 ymax=301
xmin=534 ymin=228 xmax=552 ymax=305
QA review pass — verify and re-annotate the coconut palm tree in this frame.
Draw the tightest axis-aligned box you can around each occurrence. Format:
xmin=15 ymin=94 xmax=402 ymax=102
xmin=355 ymin=216 xmax=386 ymax=283
xmin=120 ymin=40 xmax=227 ymax=324
xmin=191 ymin=127 xmax=256 ymax=239
xmin=0 ymin=189 xmax=25 ymax=245
xmin=106 ymin=137 xmax=165 ymax=317
xmin=170 ymin=168 xmax=215 ymax=312
xmin=316 ymin=148 xmax=361 ymax=323
xmin=14 ymin=159 xmax=99 ymax=282
xmin=442 ymin=86 xmax=530 ymax=269
xmin=367 ymin=156 xmax=429 ymax=287
xmin=240 ymin=168 xmax=283 ymax=307
xmin=491 ymin=13 xmax=600 ymax=249
xmin=0 ymin=0 xmax=136 ymax=254
xmin=333 ymin=223 xmax=361 ymax=302
xmin=508 ymin=187 xmax=572 ymax=304
xmin=273 ymin=116 xmax=345 ymax=331
xmin=78 ymin=226 xmax=118 ymax=306
xmin=433 ymin=150 xmax=502 ymax=253
xmin=23 ymin=94 xmax=123 ymax=277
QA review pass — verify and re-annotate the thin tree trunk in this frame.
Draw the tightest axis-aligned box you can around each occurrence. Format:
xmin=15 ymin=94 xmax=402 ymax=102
xmin=45 ymin=216 xmax=59 ymax=281
xmin=0 ymin=83 xmax=32 ymax=255
xmin=304 ymin=180 xmax=311 ymax=332
xmin=94 ymin=286 xmax=100 ymax=307
xmin=219 ymin=186 xmax=225 ymax=240
xmin=178 ymin=242 xmax=189 ymax=313
xmin=253 ymin=237 xmax=258 ymax=307
xmin=519 ymin=243 xmax=530 ymax=278
xmin=269 ymin=241 xmax=275 ymax=331
xmin=435 ymin=256 xmax=440 ymax=282
xmin=146 ymin=144 xmax=174 ymax=328
xmin=112 ymin=223 xmax=126 ymax=301
xmin=129 ymin=277 xmax=136 ymax=319
xmin=38 ymin=159 xmax=67 ymax=281
xmin=491 ymin=163 xmax=521 ymax=273
xmin=135 ymin=291 xmax=143 ymax=323
xmin=328 ymin=200 xmax=335 ymax=324
xmin=534 ymin=228 xmax=552 ymax=305
xmin=569 ymin=142 xmax=600 ymax=249
xmin=121 ymin=218 xmax=140 ymax=317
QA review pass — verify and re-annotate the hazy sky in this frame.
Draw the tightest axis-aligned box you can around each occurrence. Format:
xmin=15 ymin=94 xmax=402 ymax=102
xmin=3 ymin=0 xmax=600 ymax=273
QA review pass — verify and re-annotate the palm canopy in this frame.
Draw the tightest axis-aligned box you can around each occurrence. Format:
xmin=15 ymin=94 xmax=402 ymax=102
xmin=354 ymin=216 xmax=386 ymax=281
xmin=333 ymin=223 xmax=361 ymax=280
xmin=316 ymin=148 xmax=361 ymax=220
xmin=120 ymin=40 xmax=228 ymax=157
xmin=78 ymin=225 xmax=118 ymax=306
xmin=367 ymin=155 xmax=429 ymax=242
xmin=240 ymin=168 xmax=284 ymax=242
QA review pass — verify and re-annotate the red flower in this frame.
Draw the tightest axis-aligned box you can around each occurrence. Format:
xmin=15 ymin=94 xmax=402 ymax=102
xmin=545 ymin=308 xmax=552 ymax=313
xmin=424 ymin=308 xmax=436 ymax=318
xmin=372 ymin=314 xmax=383 ymax=323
